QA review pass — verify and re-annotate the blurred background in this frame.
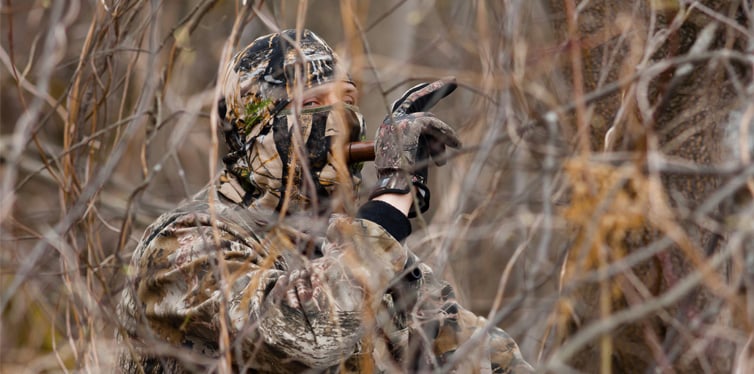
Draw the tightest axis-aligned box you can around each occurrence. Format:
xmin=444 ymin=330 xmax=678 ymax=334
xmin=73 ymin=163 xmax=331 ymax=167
xmin=1 ymin=1 xmax=752 ymax=372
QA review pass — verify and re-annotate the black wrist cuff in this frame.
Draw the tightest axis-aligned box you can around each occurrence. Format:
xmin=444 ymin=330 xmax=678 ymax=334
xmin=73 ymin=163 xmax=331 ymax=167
xmin=357 ymin=200 xmax=412 ymax=241
xmin=409 ymin=182 xmax=430 ymax=218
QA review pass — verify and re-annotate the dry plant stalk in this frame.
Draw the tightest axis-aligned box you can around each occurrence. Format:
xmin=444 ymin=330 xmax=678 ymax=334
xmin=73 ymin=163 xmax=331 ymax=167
xmin=1 ymin=0 xmax=752 ymax=373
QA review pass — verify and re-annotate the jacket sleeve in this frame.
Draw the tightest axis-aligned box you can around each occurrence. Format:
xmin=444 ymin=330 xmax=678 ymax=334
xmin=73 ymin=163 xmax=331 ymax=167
xmin=407 ymin=261 xmax=535 ymax=373
xmin=128 ymin=211 xmax=406 ymax=371
xmin=434 ymin=305 xmax=535 ymax=373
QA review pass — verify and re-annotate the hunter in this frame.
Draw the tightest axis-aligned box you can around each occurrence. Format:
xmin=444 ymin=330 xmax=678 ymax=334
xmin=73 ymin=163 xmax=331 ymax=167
xmin=117 ymin=28 xmax=533 ymax=373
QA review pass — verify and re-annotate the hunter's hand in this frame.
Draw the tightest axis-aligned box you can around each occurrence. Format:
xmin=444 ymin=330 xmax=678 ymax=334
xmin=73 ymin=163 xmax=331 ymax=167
xmin=370 ymin=78 xmax=461 ymax=216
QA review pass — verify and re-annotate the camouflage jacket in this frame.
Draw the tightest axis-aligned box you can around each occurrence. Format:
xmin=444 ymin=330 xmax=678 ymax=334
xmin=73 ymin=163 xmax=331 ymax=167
xmin=117 ymin=175 xmax=533 ymax=373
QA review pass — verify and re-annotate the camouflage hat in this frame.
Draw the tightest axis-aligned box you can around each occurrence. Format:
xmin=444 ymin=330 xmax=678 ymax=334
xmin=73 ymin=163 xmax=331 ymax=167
xmin=219 ymin=29 xmax=363 ymax=213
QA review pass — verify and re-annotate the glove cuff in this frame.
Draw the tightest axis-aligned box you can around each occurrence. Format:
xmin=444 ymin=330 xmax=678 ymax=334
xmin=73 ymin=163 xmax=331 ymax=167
xmin=369 ymin=170 xmax=430 ymax=218
xmin=409 ymin=181 xmax=430 ymax=218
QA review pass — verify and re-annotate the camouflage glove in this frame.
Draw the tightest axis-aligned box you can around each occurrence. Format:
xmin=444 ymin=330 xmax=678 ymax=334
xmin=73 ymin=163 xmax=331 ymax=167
xmin=370 ymin=78 xmax=461 ymax=216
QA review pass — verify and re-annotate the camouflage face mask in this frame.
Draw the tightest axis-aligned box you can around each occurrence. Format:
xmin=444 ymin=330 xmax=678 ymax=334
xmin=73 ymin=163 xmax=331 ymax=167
xmin=243 ymin=104 xmax=366 ymax=212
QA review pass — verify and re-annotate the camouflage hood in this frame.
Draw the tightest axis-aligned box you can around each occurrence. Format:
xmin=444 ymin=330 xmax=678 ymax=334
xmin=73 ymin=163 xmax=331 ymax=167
xmin=220 ymin=29 xmax=365 ymax=213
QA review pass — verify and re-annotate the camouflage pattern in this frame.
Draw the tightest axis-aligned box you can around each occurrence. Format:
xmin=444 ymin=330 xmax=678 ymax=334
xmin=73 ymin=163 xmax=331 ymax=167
xmin=219 ymin=29 xmax=363 ymax=213
xmin=371 ymin=79 xmax=462 ymax=214
xmin=239 ymin=104 xmax=366 ymax=212
xmin=117 ymin=174 xmax=534 ymax=373
xmin=118 ymin=30 xmax=532 ymax=373
xmin=221 ymin=29 xmax=348 ymax=144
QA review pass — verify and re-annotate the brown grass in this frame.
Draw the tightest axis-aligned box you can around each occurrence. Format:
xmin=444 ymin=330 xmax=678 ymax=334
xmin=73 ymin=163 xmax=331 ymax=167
xmin=1 ymin=1 xmax=753 ymax=372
